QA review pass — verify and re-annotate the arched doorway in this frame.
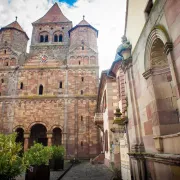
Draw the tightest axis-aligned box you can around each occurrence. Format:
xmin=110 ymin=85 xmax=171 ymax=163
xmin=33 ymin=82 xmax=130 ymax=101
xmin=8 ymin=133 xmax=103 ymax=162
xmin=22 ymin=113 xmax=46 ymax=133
xmin=30 ymin=124 xmax=47 ymax=146
xmin=15 ymin=128 xmax=24 ymax=152
xmin=53 ymin=128 xmax=62 ymax=145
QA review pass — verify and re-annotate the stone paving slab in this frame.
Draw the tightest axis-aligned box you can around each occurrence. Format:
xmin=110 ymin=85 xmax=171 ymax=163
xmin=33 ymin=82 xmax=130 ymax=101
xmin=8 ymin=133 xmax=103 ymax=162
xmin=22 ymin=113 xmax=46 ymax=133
xmin=62 ymin=161 xmax=113 ymax=180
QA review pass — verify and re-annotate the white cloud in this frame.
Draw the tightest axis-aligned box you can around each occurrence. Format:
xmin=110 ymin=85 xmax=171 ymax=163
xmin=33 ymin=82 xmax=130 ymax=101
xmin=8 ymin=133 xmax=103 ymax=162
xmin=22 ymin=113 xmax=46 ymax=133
xmin=0 ymin=0 xmax=126 ymax=72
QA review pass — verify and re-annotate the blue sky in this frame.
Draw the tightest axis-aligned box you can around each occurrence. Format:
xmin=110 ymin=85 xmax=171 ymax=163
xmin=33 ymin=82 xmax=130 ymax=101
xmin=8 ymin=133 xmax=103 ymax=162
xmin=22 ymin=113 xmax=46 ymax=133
xmin=56 ymin=0 xmax=77 ymax=6
xmin=0 ymin=0 xmax=126 ymax=72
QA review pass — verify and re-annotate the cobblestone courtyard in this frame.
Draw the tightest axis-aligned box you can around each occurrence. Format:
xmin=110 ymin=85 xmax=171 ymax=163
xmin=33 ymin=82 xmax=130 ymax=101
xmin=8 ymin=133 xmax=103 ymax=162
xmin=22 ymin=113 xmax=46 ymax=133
xmin=62 ymin=162 xmax=113 ymax=180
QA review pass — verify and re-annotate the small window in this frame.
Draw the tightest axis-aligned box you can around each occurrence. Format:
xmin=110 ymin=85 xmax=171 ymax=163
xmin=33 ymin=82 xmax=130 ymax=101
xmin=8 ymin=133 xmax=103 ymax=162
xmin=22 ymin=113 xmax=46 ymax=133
xmin=4 ymin=50 xmax=6 ymax=54
xmin=81 ymin=141 xmax=83 ymax=147
xmin=5 ymin=62 xmax=8 ymax=66
xmin=81 ymin=90 xmax=83 ymax=95
xmin=59 ymin=34 xmax=63 ymax=42
xmin=59 ymin=81 xmax=62 ymax=88
xmin=40 ymin=35 xmax=44 ymax=43
xmin=45 ymin=35 xmax=48 ymax=42
xmin=54 ymin=35 xmax=58 ymax=42
xmin=79 ymin=61 xmax=81 ymax=65
xmin=82 ymin=46 xmax=84 ymax=50
xmin=20 ymin=82 xmax=23 ymax=90
xmin=81 ymin=77 xmax=84 ymax=82
xmin=39 ymin=84 xmax=43 ymax=95
xmin=81 ymin=116 xmax=83 ymax=121
xmin=0 ymin=92 xmax=1 ymax=96
xmin=1 ymin=79 xmax=4 ymax=83
xmin=145 ymin=0 xmax=153 ymax=20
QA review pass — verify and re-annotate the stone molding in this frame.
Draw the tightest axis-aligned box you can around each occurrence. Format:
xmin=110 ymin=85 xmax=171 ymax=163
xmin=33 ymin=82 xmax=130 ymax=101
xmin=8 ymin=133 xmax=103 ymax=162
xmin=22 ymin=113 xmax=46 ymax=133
xmin=129 ymin=152 xmax=180 ymax=165
xmin=142 ymin=66 xmax=170 ymax=79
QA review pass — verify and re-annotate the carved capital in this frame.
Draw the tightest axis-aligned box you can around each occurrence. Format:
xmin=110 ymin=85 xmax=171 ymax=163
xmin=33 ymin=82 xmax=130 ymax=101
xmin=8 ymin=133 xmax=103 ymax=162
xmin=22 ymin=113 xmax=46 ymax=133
xmin=142 ymin=68 xmax=153 ymax=79
xmin=164 ymin=42 xmax=173 ymax=55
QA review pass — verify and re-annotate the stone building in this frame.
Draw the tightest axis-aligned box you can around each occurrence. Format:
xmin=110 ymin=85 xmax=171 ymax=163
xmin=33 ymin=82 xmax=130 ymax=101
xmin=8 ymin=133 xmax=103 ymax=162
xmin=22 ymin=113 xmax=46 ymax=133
xmin=0 ymin=3 xmax=99 ymax=159
xmin=95 ymin=0 xmax=180 ymax=179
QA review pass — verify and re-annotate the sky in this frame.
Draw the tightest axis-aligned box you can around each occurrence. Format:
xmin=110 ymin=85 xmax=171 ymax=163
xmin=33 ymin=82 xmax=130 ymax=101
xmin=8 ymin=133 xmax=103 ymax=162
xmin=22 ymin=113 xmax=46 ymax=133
xmin=0 ymin=0 xmax=126 ymax=72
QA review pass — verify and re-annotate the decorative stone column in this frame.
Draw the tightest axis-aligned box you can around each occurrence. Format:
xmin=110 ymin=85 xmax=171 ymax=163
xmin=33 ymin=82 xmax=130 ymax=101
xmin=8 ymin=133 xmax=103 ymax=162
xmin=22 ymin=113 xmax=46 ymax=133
xmin=47 ymin=133 xmax=53 ymax=146
xmin=24 ymin=133 xmax=30 ymax=151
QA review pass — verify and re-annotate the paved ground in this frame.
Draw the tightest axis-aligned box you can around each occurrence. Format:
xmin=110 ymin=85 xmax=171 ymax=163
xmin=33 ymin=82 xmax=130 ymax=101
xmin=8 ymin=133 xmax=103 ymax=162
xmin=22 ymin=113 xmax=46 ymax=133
xmin=62 ymin=161 xmax=113 ymax=180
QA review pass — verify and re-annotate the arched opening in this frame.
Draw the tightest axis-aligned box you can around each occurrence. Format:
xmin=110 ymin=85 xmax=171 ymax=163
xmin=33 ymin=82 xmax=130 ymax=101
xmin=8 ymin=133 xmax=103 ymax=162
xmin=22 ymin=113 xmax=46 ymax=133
xmin=81 ymin=77 xmax=84 ymax=82
xmin=1 ymin=79 xmax=4 ymax=83
xmin=144 ymin=37 xmax=179 ymax=136
xmin=45 ymin=35 xmax=48 ymax=42
xmin=39 ymin=84 xmax=43 ymax=95
xmin=59 ymin=34 xmax=63 ymax=42
xmin=54 ymin=34 xmax=58 ymax=42
xmin=53 ymin=128 xmax=62 ymax=145
xmin=30 ymin=124 xmax=47 ymax=146
xmin=40 ymin=35 xmax=44 ymax=43
xmin=59 ymin=81 xmax=62 ymax=88
xmin=4 ymin=50 xmax=6 ymax=54
xmin=20 ymin=82 xmax=23 ymax=90
xmin=15 ymin=128 xmax=24 ymax=153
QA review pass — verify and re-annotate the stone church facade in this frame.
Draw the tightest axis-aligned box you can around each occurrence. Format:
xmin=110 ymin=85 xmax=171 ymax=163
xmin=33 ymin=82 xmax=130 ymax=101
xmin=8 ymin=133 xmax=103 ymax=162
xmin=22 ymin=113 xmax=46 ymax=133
xmin=0 ymin=3 xmax=99 ymax=159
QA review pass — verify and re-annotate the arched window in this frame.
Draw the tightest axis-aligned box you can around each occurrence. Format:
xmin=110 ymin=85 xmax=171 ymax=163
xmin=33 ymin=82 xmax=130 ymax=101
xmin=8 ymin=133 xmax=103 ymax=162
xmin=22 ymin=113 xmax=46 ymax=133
xmin=4 ymin=50 xmax=6 ymax=54
xmin=40 ymin=35 xmax=44 ymax=43
xmin=20 ymin=82 xmax=23 ymax=90
xmin=59 ymin=81 xmax=62 ymax=88
xmin=45 ymin=35 xmax=48 ymax=42
xmin=1 ymin=79 xmax=4 ymax=83
xmin=39 ymin=85 xmax=43 ymax=95
xmin=59 ymin=34 xmax=63 ymax=42
xmin=79 ymin=61 xmax=81 ymax=65
xmin=81 ymin=90 xmax=83 ymax=95
xmin=81 ymin=77 xmax=84 ymax=82
xmin=54 ymin=34 xmax=58 ymax=42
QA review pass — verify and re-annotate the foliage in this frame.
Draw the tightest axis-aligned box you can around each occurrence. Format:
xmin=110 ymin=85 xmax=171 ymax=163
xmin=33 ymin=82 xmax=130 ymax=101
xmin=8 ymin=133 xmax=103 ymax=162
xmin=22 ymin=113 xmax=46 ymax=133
xmin=52 ymin=145 xmax=65 ymax=159
xmin=0 ymin=133 xmax=27 ymax=180
xmin=110 ymin=162 xmax=122 ymax=180
xmin=24 ymin=142 xmax=53 ymax=166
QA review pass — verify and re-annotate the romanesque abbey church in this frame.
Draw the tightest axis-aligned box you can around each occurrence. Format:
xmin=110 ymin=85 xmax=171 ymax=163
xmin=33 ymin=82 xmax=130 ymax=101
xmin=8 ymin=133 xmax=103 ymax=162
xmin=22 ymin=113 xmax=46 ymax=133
xmin=0 ymin=3 xmax=99 ymax=159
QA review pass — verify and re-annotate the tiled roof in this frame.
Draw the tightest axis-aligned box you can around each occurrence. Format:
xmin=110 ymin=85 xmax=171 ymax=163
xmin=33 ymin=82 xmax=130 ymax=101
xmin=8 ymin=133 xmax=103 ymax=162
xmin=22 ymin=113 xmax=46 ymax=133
xmin=33 ymin=3 xmax=71 ymax=24
xmin=5 ymin=21 xmax=25 ymax=32
xmin=1 ymin=20 xmax=29 ymax=39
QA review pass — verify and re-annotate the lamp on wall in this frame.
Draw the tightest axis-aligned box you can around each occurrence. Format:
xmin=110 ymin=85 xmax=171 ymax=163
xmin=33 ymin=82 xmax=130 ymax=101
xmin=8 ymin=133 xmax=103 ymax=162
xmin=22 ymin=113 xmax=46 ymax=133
xmin=110 ymin=108 xmax=128 ymax=138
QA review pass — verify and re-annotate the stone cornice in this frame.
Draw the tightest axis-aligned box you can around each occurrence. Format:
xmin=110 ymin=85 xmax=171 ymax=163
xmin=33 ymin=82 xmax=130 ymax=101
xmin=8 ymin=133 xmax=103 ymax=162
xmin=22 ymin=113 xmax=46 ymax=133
xmin=0 ymin=94 xmax=97 ymax=101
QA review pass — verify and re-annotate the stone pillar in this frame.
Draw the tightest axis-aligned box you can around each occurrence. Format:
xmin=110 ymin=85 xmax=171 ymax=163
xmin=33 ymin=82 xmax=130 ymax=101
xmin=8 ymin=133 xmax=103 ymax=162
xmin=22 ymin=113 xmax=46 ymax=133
xmin=47 ymin=133 xmax=53 ymax=146
xmin=24 ymin=133 xmax=30 ymax=151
